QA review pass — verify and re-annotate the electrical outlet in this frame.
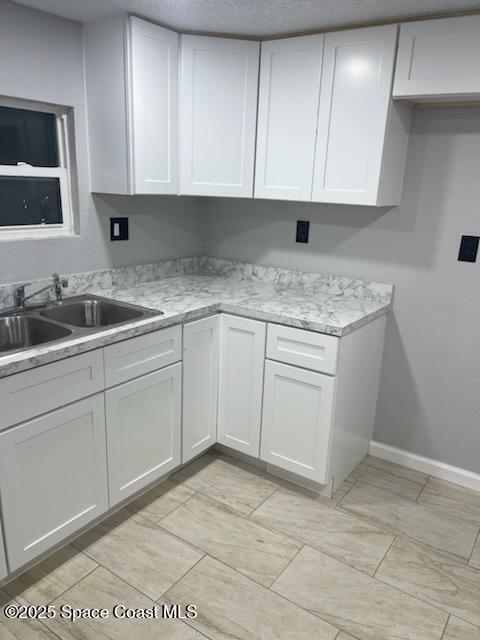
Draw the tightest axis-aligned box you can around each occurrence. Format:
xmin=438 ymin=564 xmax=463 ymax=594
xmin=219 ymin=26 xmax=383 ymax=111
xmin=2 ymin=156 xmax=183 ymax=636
xmin=458 ymin=235 xmax=479 ymax=262
xmin=110 ymin=217 xmax=129 ymax=241
xmin=296 ymin=220 xmax=310 ymax=243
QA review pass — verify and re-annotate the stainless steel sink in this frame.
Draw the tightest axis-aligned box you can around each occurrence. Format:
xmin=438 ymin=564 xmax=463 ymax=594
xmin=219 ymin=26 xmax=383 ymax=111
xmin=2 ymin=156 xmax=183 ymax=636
xmin=0 ymin=294 xmax=162 ymax=355
xmin=40 ymin=297 xmax=148 ymax=328
xmin=0 ymin=315 xmax=72 ymax=353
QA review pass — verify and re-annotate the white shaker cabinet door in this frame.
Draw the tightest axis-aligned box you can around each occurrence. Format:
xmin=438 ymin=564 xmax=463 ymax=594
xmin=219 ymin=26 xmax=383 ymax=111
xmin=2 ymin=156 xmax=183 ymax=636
xmin=393 ymin=15 xmax=480 ymax=101
xmin=255 ymin=35 xmax=323 ymax=201
xmin=260 ymin=360 xmax=335 ymax=484
xmin=0 ymin=520 xmax=7 ymax=580
xmin=180 ymin=35 xmax=260 ymax=197
xmin=183 ymin=316 xmax=220 ymax=463
xmin=312 ymin=25 xmax=407 ymax=206
xmin=217 ymin=315 xmax=266 ymax=457
xmin=106 ymin=364 xmax=182 ymax=507
xmin=0 ymin=395 xmax=108 ymax=571
xmin=129 ymin=17 xmax=179 ymax=194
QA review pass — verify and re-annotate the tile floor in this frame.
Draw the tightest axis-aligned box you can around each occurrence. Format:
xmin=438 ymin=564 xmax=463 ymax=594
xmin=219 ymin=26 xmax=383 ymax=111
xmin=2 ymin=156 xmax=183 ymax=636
xmin=1 ymin=451 xmax=480 ymax=640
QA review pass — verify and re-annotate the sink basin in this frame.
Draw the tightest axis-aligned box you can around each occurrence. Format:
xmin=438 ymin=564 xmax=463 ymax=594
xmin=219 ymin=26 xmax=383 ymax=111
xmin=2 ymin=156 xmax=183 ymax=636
xmin=0 ymin=316 xmax=72 ymax=353
xmin=40 ymin=298 xmax=149 ymax=328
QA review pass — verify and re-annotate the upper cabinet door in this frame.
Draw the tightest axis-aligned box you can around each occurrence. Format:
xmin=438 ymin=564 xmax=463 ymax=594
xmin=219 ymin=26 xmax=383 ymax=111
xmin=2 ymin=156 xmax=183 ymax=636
xmin=128 ymin=17 xmax=179 ymax=194
xmin=312 ymin=25 xmax=410 ymax=206
xmin=393 ymin=15 xmax=480 ymax=101
xmin=84 ymin=16 xmax=178 ymax=194
xmin=255 ymin=35 xmax=323 ymax=201
xmin=180 ymin=35 xmax=260 ymax=197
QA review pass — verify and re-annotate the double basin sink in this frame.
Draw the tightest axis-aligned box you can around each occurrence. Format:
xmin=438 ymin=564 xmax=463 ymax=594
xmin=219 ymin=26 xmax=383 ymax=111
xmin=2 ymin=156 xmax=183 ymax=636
xmin=0 ymin=295 xmax=162 ymax=355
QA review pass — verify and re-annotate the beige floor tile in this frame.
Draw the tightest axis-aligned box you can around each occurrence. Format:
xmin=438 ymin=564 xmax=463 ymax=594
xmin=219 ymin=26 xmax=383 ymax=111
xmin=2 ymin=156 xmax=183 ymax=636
xmin=361 ymin=455 xmax=429 ymax=485
xmin=252 ymin=487 xmax=394 ymax=575
xmin=73 ymin=509 xmax=203 ymax=600
xmin=350 ymin=460 xmax=425 ymax=500
xmin=164 ymin=554 xmax=339 ymax=640
xmin=45 ymin=566 xmax=204 ymax=640
xmin=470 ymin=535 xmax=480 ymax=569
xmin=171 ymin=454 xmax=277 ymax=514
xmin=4 ymin=545 xmax=97 ymax=606
xmin=418 ymin=477 xmax=480 ymax=526
xmin=0 ymin=590 xmax=58 ymax=639
xmin=160 ymin=492 xmax=301 ymax=586
xmin=336 ymin=634 xmax=359 ymax=640
xmin=339 ymin=482 xmax=478 ymax=562
xmin=126 ymin=479 xmax=196 ymax=523
xmin=272 ymin=546 xmax=448 ymax=640
xmin=442 ymin=617 xmax=480 ymax=640
xmin=266 ymin=468 xmax=357 ymax=508
xmin=376 ymin=538 xmax=480 ymax=627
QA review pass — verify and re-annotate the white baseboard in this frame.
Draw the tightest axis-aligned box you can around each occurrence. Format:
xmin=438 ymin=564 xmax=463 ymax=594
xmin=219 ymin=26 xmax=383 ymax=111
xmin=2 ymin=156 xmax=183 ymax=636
xmin=369 ymin=441 xmax=480 ymax=492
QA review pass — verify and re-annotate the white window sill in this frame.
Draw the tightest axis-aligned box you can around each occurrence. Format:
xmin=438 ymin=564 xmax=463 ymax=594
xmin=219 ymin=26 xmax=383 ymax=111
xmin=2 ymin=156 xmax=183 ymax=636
xmin=0 ymin=229 xmax=79 ymax=242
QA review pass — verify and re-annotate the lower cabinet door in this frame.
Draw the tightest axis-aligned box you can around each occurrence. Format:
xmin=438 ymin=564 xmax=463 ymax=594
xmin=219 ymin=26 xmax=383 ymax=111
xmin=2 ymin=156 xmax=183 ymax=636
xmin=106 ymin=363 xmax=182 ymax=506
xmin=182 ymin=316 xmax=219 ymax=463
xmin=217 ymin=315 xmax=266 ymax=456
xmin=260 ymin=360 xmax=335 ymax=484
xmin=0 ymin=394 xmax=108 ymax=571
xmin=0 ymin=520 xmax=7 ymax=580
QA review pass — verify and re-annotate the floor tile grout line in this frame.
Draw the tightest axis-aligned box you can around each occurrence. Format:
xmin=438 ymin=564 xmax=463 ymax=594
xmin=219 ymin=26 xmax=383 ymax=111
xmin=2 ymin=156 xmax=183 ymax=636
xmin=44 ymin=562 xmax=100 ymax=606
xmin=268 ymin=542 xmax=305 ymax=589
xmin=467 ymin=528 xmax=480 ymax=565
xmin=198 ymin=552 xmax=344 ymax=636
xmin=416 ymin=474 xmax=433 ymax=503
xmin=151 ymin=489 xmax=199 ymax=525
xmin=372 ymin=534 xmax=397 ymax=578
xmin=3 ymin=549 xmax=100 ymax=607
xmin=439 ymin=613 xmax=451 ymax=640
xmin=373 ymin=563 xmax=480 ymax=627
xmin=248 ymin=486 xmax=280 ymax=517
xmin=156 ymin=552 xmax=207 ymax=603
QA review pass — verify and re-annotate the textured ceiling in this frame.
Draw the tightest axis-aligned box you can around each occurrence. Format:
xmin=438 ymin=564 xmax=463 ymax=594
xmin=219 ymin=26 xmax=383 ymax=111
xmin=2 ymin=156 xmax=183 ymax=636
xmin=12 ymin=0 xmax=480 ymax=36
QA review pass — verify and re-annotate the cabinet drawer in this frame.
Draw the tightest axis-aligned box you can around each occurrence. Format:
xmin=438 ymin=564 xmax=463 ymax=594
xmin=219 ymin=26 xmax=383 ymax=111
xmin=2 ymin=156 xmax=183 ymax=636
xmin=266 ymin=324 xmax=338 ymax=375
xmin=0 ymin=350 xmax=105 ymax=430
xmin=104 ymin=325 xmax=182 ymax=387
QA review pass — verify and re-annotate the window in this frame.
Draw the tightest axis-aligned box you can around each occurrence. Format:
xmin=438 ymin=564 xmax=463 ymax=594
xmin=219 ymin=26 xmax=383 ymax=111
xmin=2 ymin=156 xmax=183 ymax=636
xmin=0 ymin=98 xmax=74 ymax=239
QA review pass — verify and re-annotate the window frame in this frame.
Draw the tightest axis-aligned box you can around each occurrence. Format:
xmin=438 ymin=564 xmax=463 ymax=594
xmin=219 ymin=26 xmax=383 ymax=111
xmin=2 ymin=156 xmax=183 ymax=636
xmin=0 ymin=96 xmax=74 ymax=240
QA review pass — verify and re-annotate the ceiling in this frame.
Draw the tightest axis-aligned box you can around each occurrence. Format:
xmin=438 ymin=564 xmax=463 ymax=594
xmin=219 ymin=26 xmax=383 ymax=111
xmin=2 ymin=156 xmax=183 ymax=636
xmin=13 ymin=0 xmax=480 ymax=36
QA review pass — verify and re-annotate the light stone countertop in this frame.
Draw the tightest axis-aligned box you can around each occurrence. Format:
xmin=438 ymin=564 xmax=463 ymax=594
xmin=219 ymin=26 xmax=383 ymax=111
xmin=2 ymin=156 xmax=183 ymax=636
xmin=0 ymin=257 xmax=393 ymax=379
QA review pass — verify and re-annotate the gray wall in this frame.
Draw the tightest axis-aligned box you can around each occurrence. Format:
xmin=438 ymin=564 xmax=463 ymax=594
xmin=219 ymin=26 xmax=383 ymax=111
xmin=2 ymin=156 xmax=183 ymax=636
xmin=201 ymin=107 xmax=480 ymax=474
xmin=0 ymin=0 xmax=203 ymax=283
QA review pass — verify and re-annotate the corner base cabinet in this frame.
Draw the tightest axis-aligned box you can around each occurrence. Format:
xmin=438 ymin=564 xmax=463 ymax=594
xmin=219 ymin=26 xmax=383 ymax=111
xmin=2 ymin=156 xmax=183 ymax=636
xmin=0 ymin=395 xmax=108 ymax=571
xmin=105 ymin=363 xmax=182 ymax=507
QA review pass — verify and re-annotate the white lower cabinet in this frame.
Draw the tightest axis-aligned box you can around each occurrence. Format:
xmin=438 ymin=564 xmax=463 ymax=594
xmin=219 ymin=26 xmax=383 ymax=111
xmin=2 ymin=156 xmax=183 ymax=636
xmin=217 ymin=315 xmax=266 ymax=457
xmin=0 ymin=520 xmax=7 ymax=580
xmin=106 ymin=363 xmax=182 ymax=506
xmin=182 ymin=316 xmax=220 ymax=463
xmin=260 ymin=360 xmax=335 ymax=484
xmin=0 ymin=394 xmax=108 ymax=571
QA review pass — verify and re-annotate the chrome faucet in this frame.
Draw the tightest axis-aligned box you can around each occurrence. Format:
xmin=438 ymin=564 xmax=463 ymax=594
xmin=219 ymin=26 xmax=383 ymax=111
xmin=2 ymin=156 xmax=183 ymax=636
xmin=14 ymin=273 xmax=69 ymax=311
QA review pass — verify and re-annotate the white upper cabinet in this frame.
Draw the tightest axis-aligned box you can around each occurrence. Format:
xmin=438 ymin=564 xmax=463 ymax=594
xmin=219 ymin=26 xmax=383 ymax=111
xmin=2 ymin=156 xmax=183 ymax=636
xmin=255 ymin=35 xmax=324 ymax=201
xmin=393 ymin=15 xmax=480 ymax=101
xmin=312 ymin=25 xmax=411 ymax=206
xmin=0 ymin=520 xmax=7 ymax=580
xmin=84 ymin=16 xmax=178 ymax=194
xmin=129 ymin=17 xmax=178 ymax=194
xmin=179 ymin=35 xmax=260 ymax=197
